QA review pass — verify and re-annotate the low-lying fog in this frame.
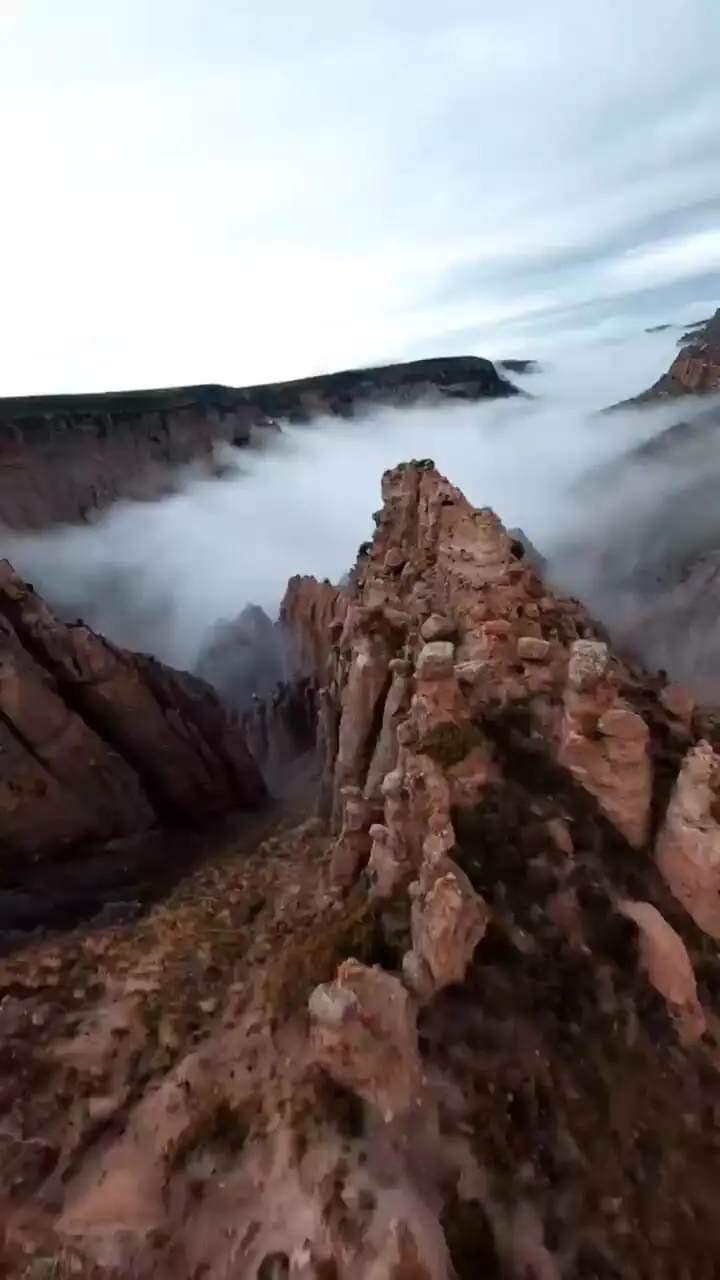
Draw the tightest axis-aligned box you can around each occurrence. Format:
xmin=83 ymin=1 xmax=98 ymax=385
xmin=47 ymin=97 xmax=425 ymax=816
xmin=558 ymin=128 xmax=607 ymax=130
xmin=5 ymin=330 xmax=720 ymax=694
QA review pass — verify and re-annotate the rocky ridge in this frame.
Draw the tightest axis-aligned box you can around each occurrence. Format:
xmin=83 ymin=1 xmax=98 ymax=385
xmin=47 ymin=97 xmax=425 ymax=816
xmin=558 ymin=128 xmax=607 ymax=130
xmin=622 ymin=306 xmax=720 ymax=405
xmin=2 ymin=462 xmax=720 ymax=1278
xmin=0 ymin=356 xmax=517 ymax=528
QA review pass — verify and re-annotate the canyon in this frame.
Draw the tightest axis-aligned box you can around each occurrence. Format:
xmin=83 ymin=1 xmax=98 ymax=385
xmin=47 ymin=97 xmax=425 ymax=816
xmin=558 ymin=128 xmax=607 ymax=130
xmin=0 ymin=356 xmax=516 ymax=528
xmin=1 ymin=336 xmax=720 ymax=1278
xmin=563 ymin=308 xmax=720 ymax=700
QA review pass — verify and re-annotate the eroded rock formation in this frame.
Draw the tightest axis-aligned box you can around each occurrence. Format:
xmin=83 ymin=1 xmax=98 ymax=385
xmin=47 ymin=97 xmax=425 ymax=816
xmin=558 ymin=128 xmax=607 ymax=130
xmin=630 ymin=307 xmax=720 ymax=402
xmin=2 ymin=463 xmax=720 ymax=1278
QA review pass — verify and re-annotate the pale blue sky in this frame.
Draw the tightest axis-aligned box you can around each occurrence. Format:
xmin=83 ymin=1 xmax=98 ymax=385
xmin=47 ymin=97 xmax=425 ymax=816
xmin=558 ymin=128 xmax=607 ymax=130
xmin=0 ymin=0 xmax=718 ymax=394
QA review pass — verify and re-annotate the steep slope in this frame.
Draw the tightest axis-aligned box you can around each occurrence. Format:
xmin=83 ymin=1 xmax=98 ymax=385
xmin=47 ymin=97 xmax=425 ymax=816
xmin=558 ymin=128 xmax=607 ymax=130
xmin=623 ymin=306 xmax=720 ymax=404
xmin=0 ymin=356 xmax=517 ymax=528
xmin=0 ymin=559 xmax=267 ymax=933
xmin=575 ymin=307 xmax=720 ymax=696
xmin=2 ymin=463 xmax=720 ymax=1279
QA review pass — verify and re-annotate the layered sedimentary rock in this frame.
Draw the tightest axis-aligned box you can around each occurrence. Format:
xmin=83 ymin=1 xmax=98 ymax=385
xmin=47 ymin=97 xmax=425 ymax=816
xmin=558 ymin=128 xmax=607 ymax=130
xmin=0 ymin=356 xmax=517 ymax=528
xmin=634 ymin=307 xmax=720 ymax=402
xmin=0 ymin=559 xmax=267 ymax=872
xmin=3 ymin=463 xmax=720 ymax=1279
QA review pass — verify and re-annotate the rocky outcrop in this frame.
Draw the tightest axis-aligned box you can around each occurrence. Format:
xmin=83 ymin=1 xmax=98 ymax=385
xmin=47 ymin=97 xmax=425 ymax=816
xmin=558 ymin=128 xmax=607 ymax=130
xmin=0 ymin=559 xmax=267 ymax=874
xmin=622 ymin=306 xmax=720 ymax=405
xmin=4 ymin=463 xmax=720 ymax=1278
xmin=0 ymin=356 xmax=517 ymax=528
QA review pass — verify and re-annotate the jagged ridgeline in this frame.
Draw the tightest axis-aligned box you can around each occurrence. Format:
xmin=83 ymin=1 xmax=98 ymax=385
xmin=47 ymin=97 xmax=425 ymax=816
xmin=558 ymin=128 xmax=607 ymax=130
xmin=2 ymin=460 xmax=720 ymax=1279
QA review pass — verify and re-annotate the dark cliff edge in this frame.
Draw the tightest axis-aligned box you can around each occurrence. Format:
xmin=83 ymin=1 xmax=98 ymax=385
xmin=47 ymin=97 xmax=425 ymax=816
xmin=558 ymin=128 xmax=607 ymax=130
xmin=0 ymin=356 xmax=518 ymax=528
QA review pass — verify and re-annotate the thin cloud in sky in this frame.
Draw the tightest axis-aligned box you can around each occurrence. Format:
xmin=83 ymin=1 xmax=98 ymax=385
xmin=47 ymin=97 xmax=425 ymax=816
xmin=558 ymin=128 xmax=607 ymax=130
xmin=0 ymin=0 xmax=718 ymax=393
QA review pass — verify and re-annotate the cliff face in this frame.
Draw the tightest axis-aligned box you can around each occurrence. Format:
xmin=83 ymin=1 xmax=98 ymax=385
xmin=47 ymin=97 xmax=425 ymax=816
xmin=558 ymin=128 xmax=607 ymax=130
xmin=0 ymin=559 xmax=267 ymax=889
xmin=3 ymin=463 xmax=720 ymax=1280
xmin=625 ymin=307 xmax=720 ymax=404
xmin=585 ymin=308 xmax=720 ymax=694
xmin=0 ymin=357 xmax=517 ymax=528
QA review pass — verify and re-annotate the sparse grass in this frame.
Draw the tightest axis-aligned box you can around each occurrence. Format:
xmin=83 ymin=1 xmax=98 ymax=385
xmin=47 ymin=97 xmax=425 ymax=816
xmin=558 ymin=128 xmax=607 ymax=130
xmin=261 ymin=888 xmax=385 ymax=1022
xmin=419 ymin=720 xmax=486 ymax=767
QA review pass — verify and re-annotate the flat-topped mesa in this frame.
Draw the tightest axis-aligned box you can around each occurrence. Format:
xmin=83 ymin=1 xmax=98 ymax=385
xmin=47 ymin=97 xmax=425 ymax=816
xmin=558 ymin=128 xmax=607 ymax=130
xmin=0 ymin=356 xmax=518 ymax=529
xmin=0 ymin=560 xmax=267 ymax=870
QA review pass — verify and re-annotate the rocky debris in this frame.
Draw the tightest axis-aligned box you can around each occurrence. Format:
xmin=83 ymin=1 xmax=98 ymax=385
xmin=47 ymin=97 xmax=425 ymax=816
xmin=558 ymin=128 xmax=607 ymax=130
xmin=0 ymin=558 xmax=267 ymax=875
xmin=0 ymin=356 xmax=518 ymax=529
xmin=4 ymin=462 xmax=720 ymax=1277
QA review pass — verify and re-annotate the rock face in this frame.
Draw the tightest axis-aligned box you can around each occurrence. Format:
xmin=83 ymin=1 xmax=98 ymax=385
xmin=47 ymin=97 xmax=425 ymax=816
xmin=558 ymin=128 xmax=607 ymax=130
xmin=3 ymin=462 xmax=720 ymax=1279
xmin=569 ymin=309 xmax=720 ymax=697
xmin=0 ymin=356 xmax=517 ymax=528
xmin=195 ymin=604 xmax=287 ymax=708
xmin=625 ymin=307 xmax=720 ymax=403
xmin=0 ymin=559 xmax=267 ymax=874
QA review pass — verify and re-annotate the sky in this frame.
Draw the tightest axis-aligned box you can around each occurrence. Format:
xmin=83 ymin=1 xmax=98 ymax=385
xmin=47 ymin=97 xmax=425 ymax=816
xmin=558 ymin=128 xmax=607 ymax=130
xmin=0 ymin=0 xmax=719 ymax=394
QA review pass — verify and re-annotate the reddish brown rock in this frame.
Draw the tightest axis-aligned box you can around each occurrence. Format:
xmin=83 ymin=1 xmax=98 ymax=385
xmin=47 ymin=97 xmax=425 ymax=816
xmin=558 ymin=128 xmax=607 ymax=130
xmin=308 ymin=958 xmax=424 ymax=1122
xmin=623 ymin=308 xmax=720 ymax=404
xmin=0 ymin=356 xmax=518 ymax=529
xmin=5 ymin=461 xmax=720 ymax=1280
xmin=654 ymin=739 xmax=720 ymax=941
xmin=617 ymin=899 xmax=706 ymax=1045
xmin=281 ymin=575 xmax=347 ymax=684
xmin=558 ymin=639 xmax=652 ymax=848
xmin=281 ymin=463 xmax=663 ymax=859
xmin=0 ymin=559 xmax=267 ymax=866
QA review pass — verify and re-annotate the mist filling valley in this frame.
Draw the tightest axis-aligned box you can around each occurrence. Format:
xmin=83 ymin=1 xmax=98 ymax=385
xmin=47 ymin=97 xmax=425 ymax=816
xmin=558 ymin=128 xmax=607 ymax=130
xmin=5 ymin=333 xmax=720 ymax=705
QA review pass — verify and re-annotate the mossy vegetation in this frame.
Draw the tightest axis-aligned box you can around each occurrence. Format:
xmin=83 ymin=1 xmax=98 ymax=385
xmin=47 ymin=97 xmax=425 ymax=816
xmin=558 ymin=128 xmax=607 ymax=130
xmin=262 ymin=889 xmax=388 ymax=1021
xmin=419 ymin=720 xmax=486 ymax=767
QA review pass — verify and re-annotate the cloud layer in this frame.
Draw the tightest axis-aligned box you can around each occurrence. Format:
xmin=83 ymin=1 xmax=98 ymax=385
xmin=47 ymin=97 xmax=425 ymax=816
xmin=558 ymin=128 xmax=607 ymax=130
xmin=4 ymin=331 xmax=705 ymax=685
xmin=0 ymin=0 xmax=718 ymax=394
